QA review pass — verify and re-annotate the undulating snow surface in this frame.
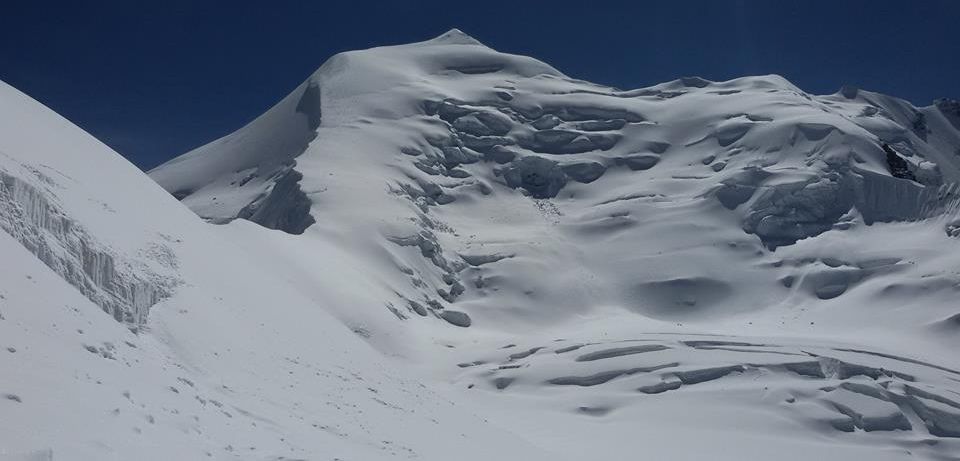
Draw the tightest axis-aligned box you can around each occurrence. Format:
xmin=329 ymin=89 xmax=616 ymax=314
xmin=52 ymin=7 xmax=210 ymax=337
xmin=3 ymin=29 xmax=960 ymax=460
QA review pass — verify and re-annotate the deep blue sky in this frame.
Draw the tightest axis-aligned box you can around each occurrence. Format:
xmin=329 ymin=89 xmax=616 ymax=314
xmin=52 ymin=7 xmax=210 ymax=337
xmin=1 ymin=1 xmax=957 ymax=170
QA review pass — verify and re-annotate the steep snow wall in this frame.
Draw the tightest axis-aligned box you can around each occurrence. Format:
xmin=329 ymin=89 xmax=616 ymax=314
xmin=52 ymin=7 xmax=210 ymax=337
xmin=732 ymin=166 xmax=960 ymax=248
xmin=0 ymin=166 xmax=177 ymax=325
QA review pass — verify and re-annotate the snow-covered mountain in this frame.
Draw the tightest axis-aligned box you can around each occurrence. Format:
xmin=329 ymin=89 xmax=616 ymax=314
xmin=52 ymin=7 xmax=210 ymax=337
xmin=4 ymin=29 xmax=960 ymax=460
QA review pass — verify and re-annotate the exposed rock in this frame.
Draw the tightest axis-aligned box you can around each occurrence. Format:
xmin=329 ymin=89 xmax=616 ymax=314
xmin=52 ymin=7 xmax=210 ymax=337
xmin=882 ymin=144 xmax=916 ymax=181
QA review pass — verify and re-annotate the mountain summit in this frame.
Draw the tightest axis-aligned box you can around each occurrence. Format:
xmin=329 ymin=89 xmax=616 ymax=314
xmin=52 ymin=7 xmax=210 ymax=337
xmin=427 ymin=28 xmax=487 ymax=46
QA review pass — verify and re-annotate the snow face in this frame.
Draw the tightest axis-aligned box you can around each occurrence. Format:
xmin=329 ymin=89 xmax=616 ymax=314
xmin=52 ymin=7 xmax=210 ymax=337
xmin=150 ymin=29 xmax=960 ymax=333
xmin=5 ymin=29 xmax=960 ymax=460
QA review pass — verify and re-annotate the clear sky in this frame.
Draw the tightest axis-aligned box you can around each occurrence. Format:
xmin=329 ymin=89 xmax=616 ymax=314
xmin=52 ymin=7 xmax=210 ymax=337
xmin=1 ymin=0 xmax=957 ymax=170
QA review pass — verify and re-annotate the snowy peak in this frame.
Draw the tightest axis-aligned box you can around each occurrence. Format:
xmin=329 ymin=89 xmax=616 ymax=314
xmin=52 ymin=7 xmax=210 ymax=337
xmin=145 ymin=30 xmax=960 ymax=337
xmin=424 ymin=28 xmax=486 ymax=46
xmin=146 ymin=29 xmax=960 ymax=340
xmin=149 ymin=30 xmax=564 ymax=230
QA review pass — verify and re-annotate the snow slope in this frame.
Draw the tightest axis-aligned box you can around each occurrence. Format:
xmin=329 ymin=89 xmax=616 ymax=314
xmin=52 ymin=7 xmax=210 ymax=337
xmin=0 ymin=79 xmax=566 ymax=460
xmin=2 ymin=28 xmax=960 ymax=460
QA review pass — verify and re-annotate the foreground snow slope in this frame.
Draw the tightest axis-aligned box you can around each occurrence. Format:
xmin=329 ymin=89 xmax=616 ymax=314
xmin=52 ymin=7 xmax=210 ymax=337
xmin=0 ymin=80 xmax=565 ymax=460
xmin=149 ymin=30 xmax=960 ymax=459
